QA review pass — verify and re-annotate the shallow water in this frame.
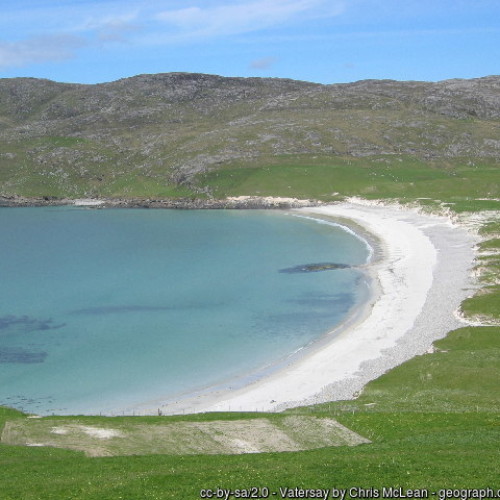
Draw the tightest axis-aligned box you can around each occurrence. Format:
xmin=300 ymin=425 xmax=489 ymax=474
xmin=0 ymin=208 xmax=369 ymax=415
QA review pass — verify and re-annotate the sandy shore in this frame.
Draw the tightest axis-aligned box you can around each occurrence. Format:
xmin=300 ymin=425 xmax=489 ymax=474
xmin=134 ymin=200 xmax=477 ymax=415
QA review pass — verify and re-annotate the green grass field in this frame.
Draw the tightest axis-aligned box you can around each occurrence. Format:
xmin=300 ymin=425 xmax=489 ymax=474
xmin=198 ymin=155 xmax=500 ymax=205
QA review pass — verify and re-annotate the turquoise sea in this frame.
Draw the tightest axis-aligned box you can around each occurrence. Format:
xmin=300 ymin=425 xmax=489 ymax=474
xmin=0 ymin=208 xmax=369 ymax=415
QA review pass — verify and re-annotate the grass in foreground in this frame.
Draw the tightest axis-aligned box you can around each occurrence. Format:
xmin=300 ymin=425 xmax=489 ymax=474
xmin=1 ymin=323 xmax=498 ymax=498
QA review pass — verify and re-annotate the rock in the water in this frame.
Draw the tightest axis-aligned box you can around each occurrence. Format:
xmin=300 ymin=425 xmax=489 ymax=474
xmin=279 ymin=262 xmax=351 ymax=273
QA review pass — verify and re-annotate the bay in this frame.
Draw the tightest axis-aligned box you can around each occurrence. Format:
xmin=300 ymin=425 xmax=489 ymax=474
xmin=0 ymin=207 xmax=369 ymax=415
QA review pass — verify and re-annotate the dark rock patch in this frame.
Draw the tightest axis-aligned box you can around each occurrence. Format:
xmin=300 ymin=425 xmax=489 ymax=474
xmin=71 ymin=305 xmax=174 ymax=315
xmin=0 ymin=315 xmax=65 ymax=335
xmin=279 ymin=263 xmax=351 ymax=274
xmin=0 ymin=347 xmax=47 ymax=364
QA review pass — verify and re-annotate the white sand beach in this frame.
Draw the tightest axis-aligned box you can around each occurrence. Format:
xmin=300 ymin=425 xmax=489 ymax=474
xmin=138 ymin=200 xmax=478 ymax=415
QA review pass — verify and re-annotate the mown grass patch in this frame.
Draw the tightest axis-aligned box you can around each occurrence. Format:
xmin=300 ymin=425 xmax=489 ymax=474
xmin=2 ymin=415 xmax=369 ymax=457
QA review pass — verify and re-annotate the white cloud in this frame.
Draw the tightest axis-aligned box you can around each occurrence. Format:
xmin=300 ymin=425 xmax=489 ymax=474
xmin=250 ymin=56 xmax=278 ymax=69
xmin=79 ymin=11 xmax=140 ymax=34
xmin=0 ymin=0 xmax=345 ymax=70
xmin=0 ymin=3 xmax=141 ymax=69
xmin=96 ymin=20 xmax=142 ymax=43
xmin=0 ymin=34 xmax=86 ymax=69
xmin=155 ymin=0 xmax=344 ymax=38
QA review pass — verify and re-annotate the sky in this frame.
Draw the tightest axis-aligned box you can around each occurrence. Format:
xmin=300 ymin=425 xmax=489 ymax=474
xmin=0 ymin=0 xmax=498 ymax=85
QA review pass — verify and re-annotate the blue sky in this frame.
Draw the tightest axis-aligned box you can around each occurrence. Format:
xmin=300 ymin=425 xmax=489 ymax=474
xmin=0 ymin=0 xmax=498 ymax=84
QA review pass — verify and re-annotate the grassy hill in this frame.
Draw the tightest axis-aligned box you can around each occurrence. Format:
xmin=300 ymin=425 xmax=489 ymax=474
xmin=0 ymin=73 xmax=499 ymax=201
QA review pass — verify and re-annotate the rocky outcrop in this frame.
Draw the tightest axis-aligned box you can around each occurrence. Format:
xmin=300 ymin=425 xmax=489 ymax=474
xmin=0 ymin=194 xmax=321 ymax=209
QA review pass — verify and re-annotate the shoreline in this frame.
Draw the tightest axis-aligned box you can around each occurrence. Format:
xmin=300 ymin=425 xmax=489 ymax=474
xmin=128 ymin=200 xmax=477 ymax=415
xmin=0 ymin=195 xmax=320 ymax=210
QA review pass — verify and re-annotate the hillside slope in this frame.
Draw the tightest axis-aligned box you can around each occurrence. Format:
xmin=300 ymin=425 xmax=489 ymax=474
xmin=0 ymin=73 xmax=499 ymax=199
